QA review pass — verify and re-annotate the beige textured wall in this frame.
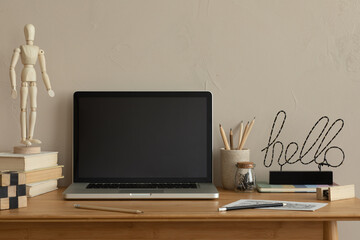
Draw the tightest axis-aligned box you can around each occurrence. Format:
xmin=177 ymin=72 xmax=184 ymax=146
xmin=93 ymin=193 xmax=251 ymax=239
xmin=0 ymin=0 xmax=359 ymax=238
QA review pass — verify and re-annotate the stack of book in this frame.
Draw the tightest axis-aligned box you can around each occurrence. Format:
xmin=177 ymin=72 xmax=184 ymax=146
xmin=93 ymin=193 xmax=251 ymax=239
xmin=0 ymin=171 xmax=27 ymax=210
xmin=0 ymin=152 xmax=63 ymax=197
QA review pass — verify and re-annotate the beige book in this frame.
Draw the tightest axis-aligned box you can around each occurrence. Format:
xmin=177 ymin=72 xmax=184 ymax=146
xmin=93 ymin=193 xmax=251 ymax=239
xmin=25 ymin=165 xmax=63 ymax=184
xmin=0 ymin=152 xmax=58 ymax=171
xmin=26 ymin=179 xmax=58 ymax=197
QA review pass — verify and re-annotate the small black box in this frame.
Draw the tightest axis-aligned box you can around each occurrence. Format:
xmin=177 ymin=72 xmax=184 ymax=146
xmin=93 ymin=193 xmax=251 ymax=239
xmin=269 ymin=171 xmax=333 ymax=185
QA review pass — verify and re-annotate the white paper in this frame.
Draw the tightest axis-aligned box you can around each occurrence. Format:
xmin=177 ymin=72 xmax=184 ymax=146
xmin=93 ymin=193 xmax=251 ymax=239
xmin=223 ymin=199 xmax=327 ymax=211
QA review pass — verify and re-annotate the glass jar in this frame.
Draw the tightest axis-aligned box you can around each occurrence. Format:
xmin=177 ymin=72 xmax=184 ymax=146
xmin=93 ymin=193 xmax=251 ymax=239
xmin=234 ymin=161 xmax=256 ymax=192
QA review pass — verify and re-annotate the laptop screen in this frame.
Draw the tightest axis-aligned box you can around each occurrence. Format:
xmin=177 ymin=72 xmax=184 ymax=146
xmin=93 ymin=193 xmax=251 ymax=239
xmin=73 ymin=92 xmax=212 ymax=183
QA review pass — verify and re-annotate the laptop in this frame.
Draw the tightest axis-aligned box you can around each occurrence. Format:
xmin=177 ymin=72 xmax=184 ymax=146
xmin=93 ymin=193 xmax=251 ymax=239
xmin=63 ymin=91 xmax=219 ymax=199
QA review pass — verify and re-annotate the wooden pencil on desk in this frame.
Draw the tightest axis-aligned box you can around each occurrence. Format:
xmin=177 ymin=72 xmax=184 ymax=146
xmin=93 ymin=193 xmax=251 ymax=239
xmin=74 ymin=204 xmax=143 ymax=214
xmin=239 ymin=118 xmax=255 ymax=150
xmin=219 ymin=124 xmax=230 ymax=150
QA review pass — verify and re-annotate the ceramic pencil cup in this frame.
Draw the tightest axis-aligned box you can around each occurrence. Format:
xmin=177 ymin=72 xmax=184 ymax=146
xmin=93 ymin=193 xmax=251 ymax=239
xmin=221 ymin=148 xmax=250 ymax=190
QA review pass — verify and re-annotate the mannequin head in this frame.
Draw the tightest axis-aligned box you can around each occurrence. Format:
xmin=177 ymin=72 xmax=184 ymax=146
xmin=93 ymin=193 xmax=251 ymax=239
xmin=24 ymin=24 xmax=35 ymax=43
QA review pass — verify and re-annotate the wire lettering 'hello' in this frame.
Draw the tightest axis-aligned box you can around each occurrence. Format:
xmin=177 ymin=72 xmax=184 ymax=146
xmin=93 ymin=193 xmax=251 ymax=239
xmin=261 ymin=110 xmax=345 ymax=171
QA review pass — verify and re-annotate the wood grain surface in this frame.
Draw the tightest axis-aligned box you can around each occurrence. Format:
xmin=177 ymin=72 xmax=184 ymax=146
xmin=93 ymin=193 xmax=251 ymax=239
xmin=0 ymin=221 xmax=323 ymax=240
xmin=0 ymin=188 xmax=357 ymax=239
xmin=0 ymin=188 xmax=358 ymax=223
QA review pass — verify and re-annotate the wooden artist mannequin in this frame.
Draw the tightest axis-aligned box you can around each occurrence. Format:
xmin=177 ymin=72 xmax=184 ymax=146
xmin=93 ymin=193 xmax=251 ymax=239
xmin=9 ymin=24 xmax=55 ymax=149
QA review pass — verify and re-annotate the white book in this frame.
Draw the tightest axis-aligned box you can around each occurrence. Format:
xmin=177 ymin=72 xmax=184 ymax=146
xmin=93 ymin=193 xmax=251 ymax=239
xmin=26 ymin=179 xmax=58 ymax=197
xmin=0 ymin=152 xmax=58 ymax=171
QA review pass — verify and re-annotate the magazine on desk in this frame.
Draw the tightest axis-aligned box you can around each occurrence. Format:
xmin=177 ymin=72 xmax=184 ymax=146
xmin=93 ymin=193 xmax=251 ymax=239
xmin=223 ymin=199 xmax=328 ymax=211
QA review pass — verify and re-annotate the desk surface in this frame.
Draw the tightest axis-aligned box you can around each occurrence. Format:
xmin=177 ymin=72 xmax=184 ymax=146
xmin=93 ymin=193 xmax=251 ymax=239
xmin=1 ymin=188 xmax=360 ymax=222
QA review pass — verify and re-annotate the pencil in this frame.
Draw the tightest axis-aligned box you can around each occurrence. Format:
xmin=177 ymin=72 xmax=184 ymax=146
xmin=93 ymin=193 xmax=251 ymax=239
xmin=218 ymin=203 xmax=286 ymax=212
xmin=74 ymin=204 xmax=143 ymax=214
xmin=247 ymin=117 xmax=256 ymax=138
xmin=219 ymin=124 xmax=230 ymax=150
xmin=239 ymin=121 xmax=249 ymax=150
xmin=237 ymin=121 xmax=244 ymax=150
xmin=239 ymin=118 xmax=255 ymax=150
xmin=230 ymin=128 xmax=234 ymax=150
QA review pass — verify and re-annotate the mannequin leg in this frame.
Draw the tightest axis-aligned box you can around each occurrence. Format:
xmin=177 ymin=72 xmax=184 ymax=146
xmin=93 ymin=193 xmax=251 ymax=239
xmin=20 ymin=82 xmax=31 ymax=146
xmin=28 ymin=82 xmax=41 ymax=144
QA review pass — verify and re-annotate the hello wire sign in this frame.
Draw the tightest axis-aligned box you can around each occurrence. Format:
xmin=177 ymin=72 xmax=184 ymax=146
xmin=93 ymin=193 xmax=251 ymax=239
xmin=261 ymin=110 xmax=345 ymax=171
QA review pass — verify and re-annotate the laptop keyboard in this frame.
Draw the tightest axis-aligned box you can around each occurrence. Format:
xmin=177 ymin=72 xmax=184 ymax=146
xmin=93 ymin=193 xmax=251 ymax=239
xmin=86 ymin=183 xmax=198 ymax=189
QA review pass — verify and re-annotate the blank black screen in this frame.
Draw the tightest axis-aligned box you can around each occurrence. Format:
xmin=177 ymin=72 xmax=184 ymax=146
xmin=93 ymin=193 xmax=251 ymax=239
xmin=74 ymin=92 xmax=212 ymax=183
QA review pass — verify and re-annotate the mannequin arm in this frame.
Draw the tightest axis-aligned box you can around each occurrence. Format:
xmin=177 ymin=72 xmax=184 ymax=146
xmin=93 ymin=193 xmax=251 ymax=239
xmin=38 ymin=49 xmax=55 ymax=97
xmin=9 ymin=48 xmax=20 ymax=98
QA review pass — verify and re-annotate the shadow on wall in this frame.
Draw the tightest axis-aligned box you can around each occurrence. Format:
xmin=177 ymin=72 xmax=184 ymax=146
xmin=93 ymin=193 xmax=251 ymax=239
xmin=54 ymin=93 xmax=73 ymax=187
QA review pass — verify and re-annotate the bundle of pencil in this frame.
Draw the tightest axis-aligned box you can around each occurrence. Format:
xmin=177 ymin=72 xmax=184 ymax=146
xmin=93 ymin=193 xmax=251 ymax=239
xmin=219 ymin=117 xmax=255 ymax=150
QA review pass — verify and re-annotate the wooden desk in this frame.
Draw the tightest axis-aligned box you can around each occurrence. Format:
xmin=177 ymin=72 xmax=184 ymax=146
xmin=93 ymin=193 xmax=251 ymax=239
xmin=0 ymin=188 xmax=359 ymax=240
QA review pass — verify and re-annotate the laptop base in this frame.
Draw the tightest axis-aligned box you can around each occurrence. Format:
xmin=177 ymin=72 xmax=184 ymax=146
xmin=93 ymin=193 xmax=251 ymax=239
xmin=63 ymin=183 xmax=219 ymax=199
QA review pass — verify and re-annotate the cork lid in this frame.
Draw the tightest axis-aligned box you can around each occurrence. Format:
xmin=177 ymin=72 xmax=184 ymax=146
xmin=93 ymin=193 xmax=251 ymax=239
xmin=236 ymin=161 xmax=255 ymax=169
